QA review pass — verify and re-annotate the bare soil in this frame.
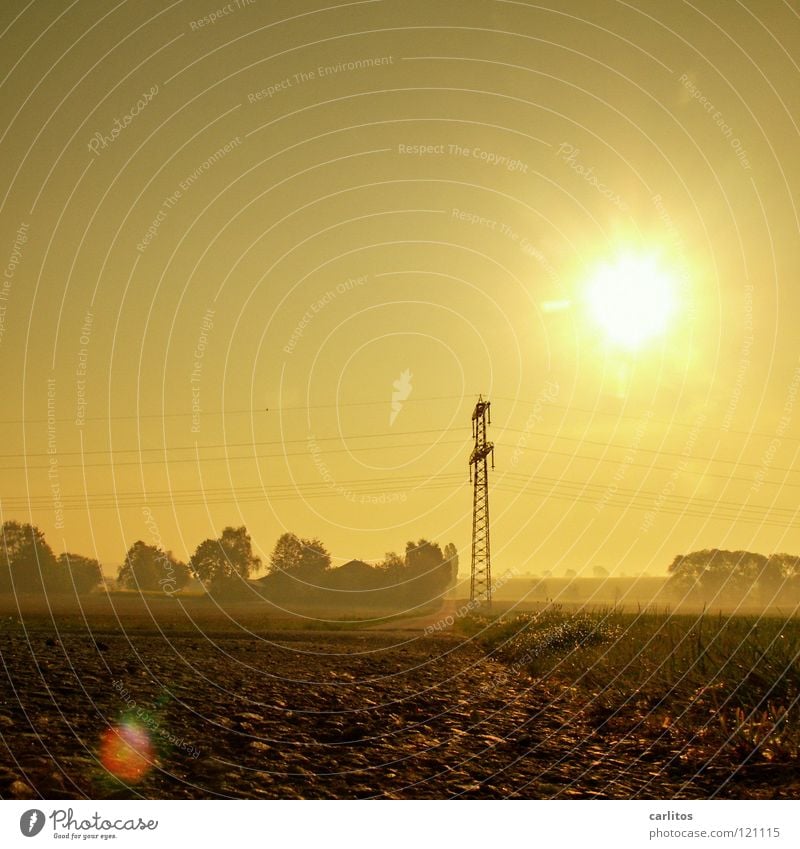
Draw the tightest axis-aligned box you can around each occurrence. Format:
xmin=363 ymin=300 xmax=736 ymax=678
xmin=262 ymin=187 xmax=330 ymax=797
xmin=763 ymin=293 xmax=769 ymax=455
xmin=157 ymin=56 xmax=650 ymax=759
xmin=0 ymin=597 xmax=796 ymax=799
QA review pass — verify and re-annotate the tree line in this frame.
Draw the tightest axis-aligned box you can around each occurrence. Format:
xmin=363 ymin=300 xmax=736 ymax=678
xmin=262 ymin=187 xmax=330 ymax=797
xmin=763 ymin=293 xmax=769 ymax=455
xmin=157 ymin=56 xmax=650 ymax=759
xmin=259 ymin=535 xmax=458 ymax=607
xmin=668 ymin=549 xmax=800 ymax=603
xmin=6 ymin=521 xmax=800 ymax=608
xmin=0 ymin=521 xmax=102 ymax=595
xmin=1 ymin=521 xmax=458 ymax=607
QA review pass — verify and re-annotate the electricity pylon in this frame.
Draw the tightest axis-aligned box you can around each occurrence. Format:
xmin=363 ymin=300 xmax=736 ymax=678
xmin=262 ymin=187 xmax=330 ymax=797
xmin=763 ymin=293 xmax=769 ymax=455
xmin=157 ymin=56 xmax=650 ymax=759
xmin=469 ymin=396 xmax=494 ymax=606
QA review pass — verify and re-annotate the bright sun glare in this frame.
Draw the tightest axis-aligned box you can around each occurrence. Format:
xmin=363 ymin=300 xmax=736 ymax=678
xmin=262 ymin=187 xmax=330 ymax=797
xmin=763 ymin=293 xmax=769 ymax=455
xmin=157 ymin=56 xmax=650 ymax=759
xmin=585 ymin=253 xmax=677 ymax=350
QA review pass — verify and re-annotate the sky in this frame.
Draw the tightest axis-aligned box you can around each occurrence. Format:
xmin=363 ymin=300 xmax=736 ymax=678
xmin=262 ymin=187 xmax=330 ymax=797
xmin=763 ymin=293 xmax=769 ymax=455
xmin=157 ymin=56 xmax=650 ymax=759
xmin=1 ymin=0 xmax=799 ymax=579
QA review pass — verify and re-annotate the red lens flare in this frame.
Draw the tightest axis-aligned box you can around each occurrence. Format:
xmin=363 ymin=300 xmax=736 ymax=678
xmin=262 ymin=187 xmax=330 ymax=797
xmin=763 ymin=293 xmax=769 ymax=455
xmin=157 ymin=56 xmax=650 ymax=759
xmin=99 ymin=723 xmax=155 ymax=782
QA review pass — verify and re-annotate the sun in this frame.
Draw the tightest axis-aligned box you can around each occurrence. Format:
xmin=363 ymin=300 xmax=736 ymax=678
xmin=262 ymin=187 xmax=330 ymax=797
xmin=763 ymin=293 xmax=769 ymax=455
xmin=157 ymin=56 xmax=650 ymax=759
xmin=585 ymin=253 xmax=677 ymax=350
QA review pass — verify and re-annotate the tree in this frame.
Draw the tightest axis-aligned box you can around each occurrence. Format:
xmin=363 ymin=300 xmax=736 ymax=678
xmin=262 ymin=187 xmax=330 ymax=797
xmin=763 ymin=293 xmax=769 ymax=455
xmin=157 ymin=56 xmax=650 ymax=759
xmin=403 ymin=539 xmax=455 ymax=602
xmin=171 ymin=556 xmax=191 ymax=591
xmin=774 ymin=554 xmax=800 ymax=602
xmin=300 ymin=537 xmax=331 ymax=574
xmin=754 ymin=555 xmax=784 ymax=599
xmin=444 ymin=543 xmax=459 ymax=584
xmin=56 ymin=553 xmax=102 ymax=595
xmin=219 ymin=526 xmax=261 ymax=578
xmin=377 ymin=551 xmax=404 ymax=576
xmin=772 ymin=553 xmax=800 ymax=579
xmin=268 ymin=532 xmax=330 ymax=577
xmin=117 ymin=541 xmax=188 ymax=593
xmin=190 ymin=526 xmax=261 ymax=592
xmin=1 ymin=521 xmax=58 ymax=593
xmin=668 ymin=549 xmax=771 ymax=602
xmin=118 ymin=542 xmax=160 ymax=591
xmin=405 ymin=539 xmax=444 ymax=572
xmin=269 ymin=532 xmax=304 ymax=574
xmin=190 ymin=538 xmax=227 ymax=586
xmin=592 ymin=565 xmax=610 ymax=579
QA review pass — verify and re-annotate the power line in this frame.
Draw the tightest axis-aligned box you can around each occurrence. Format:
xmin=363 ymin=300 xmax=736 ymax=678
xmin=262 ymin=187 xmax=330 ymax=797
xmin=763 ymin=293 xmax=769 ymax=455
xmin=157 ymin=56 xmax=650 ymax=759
xmin=493 ymin=481 xmax=800 ymax=531
xmin=492 ymin=395 xmax=800 ymax=445
xmin=497 ymin=425 xmax=800 ymax=475
xmin=3 ymin=437 xmax=799 ymax=503
xmin=0 ymin=473 xmax=464 ymax=508
xmin=3 ymin=391 xmax=794 ymax=446
xmin=499 ymin=446 xmax=800 ymax=490
xmin=4 ymin=426 xmax=799 ymax=489
xmin=495 ymin=472 xmax=800 ymax=518
xmin=0 ymin=427 xmax=459 ymax=460
xmin=0 ymin=394 xmax=466 ymax=426
xmin=3 ymin=468 xmax=797 ymax=518
xmin=3 ymin=469 xmax=799 ymax=530
xmin=0 ymin=438 xmax=470 ymax=472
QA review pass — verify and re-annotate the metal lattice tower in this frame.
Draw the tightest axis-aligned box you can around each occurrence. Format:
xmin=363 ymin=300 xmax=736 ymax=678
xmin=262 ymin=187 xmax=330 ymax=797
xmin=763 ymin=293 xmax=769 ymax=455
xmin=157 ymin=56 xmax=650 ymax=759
xmin=469 ymin=396 xmax=495 ymax=606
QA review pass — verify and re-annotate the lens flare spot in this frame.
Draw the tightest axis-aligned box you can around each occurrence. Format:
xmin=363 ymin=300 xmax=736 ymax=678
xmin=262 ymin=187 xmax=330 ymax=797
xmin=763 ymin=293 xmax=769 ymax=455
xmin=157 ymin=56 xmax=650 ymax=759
xmin=100 ymin=723 xmax=154 ymax=782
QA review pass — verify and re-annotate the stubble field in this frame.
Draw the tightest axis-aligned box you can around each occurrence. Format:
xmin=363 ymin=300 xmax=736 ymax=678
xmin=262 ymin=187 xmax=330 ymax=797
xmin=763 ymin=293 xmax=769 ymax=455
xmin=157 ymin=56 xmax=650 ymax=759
xmin=0 ymin=596 xmax=797 ymax=799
